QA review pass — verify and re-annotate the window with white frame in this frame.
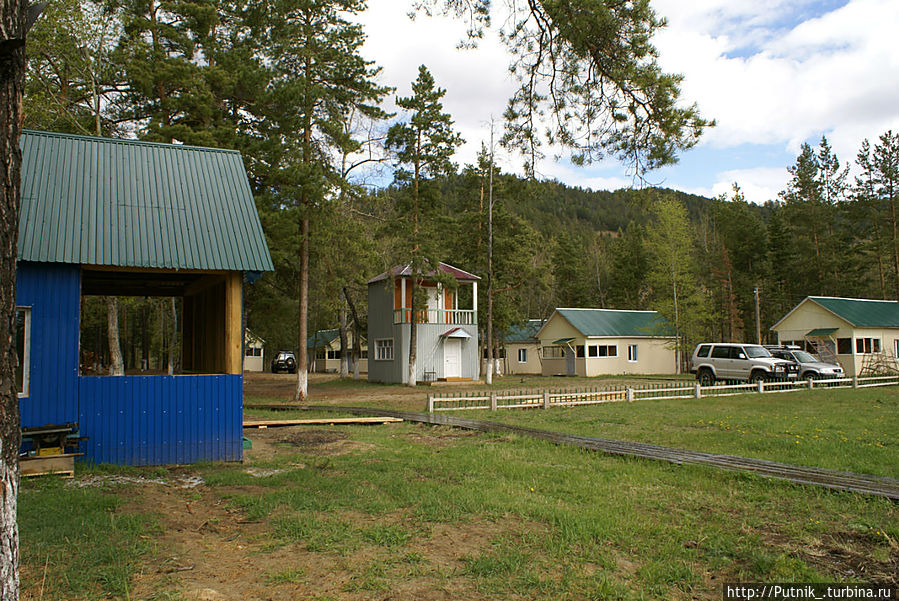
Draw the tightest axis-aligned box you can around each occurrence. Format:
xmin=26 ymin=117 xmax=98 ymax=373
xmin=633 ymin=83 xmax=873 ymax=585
xmin=15 ymin=307 xmax=30 ymax=398
xmin=518 ymin=348 xmax=527 ymax=363
xmin=627 ymin=344 xmax=638 ymax=362
xmin=855 ymin=337 xmax=881 ymax=354
xmin=591 ymin=344 xmax=617 ymax=357
xmin=375 ymin=339 xmax=394 ymax=361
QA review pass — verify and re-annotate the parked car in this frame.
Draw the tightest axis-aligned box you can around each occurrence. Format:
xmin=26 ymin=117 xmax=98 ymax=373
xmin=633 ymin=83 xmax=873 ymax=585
xmin=690 ymin=342 xmax=799 ymax=385
xmin=271 ymin=350 xmax=297 ymax=374
xmin=765 ymin=345 xmax=844 ymax=380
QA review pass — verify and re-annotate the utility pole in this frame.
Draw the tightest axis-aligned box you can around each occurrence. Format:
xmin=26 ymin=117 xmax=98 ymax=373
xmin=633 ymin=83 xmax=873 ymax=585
xmin=485 ymin=120 xmax=495 ymax=385
xmin=754 ymin=286 xmax=762 ymax=344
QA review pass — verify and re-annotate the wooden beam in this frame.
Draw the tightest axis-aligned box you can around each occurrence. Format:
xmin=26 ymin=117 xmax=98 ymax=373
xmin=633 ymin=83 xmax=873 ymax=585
xmin=243 ymin=417 xmax=403 ymax=428
xmin=224 ymin=272 xmax=242 ymax=375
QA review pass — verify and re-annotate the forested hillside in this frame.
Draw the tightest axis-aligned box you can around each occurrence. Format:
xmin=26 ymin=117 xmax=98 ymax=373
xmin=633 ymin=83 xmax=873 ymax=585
xmin=21 ymin=0 xmax=899 ymax=375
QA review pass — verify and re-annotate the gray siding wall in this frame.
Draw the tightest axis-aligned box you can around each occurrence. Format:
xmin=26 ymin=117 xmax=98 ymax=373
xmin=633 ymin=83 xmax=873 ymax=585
xmin=367 ymin=282 xmax=403 ymax=383
xmin=367 ymin=282 xmax=478 ymax=383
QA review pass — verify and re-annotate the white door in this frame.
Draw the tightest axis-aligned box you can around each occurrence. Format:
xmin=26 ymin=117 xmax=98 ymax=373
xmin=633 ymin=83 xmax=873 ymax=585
xmin=444 ymin=338 xmax=462 ymax=378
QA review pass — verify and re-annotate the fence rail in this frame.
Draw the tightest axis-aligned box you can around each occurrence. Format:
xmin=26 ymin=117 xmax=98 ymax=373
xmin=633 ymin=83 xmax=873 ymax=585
xmin=427 ymin=375 xmax=899 ymax=412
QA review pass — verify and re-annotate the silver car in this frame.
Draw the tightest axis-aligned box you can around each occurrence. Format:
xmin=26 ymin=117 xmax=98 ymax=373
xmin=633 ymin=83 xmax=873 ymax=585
xmin=690 ymin=343 xmax=799 ymax=385
xmin=767 ymin=347 xmax=844 ymax=380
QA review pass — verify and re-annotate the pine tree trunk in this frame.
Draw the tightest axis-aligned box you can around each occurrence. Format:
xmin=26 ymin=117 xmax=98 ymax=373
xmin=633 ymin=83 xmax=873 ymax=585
xmin=167 ymin=297 xmax=176 ymax=375
xmin=342 ymin=286 xmax=362 ymax=381
xmin=407 ymin=278 xmax=417 ymax=387
xmin=106 ymin=297 xmax=124 ymax=376
xmin=338 ymin=306 xmax=348 ymax=378
xmin=295 ymin=218 xmax=309 ymax=402
xmin=1 ymin=0 xmax=27 ymax=593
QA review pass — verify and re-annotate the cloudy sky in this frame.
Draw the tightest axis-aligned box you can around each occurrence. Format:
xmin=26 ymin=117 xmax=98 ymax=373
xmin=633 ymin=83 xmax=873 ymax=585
xmin=357 ymin=1 xmax=899 ymax=204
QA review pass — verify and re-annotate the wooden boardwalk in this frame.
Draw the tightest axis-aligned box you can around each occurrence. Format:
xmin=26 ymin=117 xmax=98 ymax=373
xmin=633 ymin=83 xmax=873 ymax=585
xmin=296 ymin=405 xmax=899 ymax=501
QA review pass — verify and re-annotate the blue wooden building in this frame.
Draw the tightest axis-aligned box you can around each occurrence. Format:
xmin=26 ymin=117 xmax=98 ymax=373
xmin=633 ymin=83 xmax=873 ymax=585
xmin=15 ymin=131 xmax=273 ymax=466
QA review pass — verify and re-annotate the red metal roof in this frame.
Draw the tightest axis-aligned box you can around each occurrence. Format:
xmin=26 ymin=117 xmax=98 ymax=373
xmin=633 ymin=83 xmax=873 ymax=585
xmin=368 ymin=262 xmax=480 ymax=284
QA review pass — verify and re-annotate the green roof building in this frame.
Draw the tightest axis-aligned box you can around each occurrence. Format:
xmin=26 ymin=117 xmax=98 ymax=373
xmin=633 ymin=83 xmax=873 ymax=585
xmin=771 ymin=296 xmax=899 ymax=377
xmin=536 ymin=308 xmax=676 ymax=377
xmin=16 ymin=130 xmax=273 ymax=466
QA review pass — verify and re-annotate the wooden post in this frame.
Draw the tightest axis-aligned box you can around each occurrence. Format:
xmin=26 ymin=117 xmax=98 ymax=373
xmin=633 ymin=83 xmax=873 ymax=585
xmin=807 ymin=377 xmax=814 ymax=390
xmin=852 ymin=376 xmax=859 ymax=388
xmin=694 ymin=383 xmax=701 ymax=399
xmin=427 ymin=395 xmax=434 ymax=413
xmin=224 ymin=272 xmax=242 ymax=375
xmin=626 ymin=387 xmax=634 ymax=402
xmin=543 ymin=390 xmax=550 ymax=409
xmin=757 ymin=380 xmax=764 ymax=394
xmin=490 ymin=392 xmax=497 ymax=412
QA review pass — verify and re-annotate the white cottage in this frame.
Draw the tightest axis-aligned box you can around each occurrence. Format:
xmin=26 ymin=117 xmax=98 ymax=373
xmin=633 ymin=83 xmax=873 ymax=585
xmin=771 ymin=296 xmax=899 ymax=376
xmin=537 ymin=308 xmax=676 ymax=376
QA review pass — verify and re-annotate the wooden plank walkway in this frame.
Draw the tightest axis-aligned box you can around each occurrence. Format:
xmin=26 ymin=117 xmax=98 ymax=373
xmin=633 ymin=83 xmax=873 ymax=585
xmin=298 ymin=405 xmax=899 ymax=501
xmin=243 ymin=417 xmax=403 ymax=428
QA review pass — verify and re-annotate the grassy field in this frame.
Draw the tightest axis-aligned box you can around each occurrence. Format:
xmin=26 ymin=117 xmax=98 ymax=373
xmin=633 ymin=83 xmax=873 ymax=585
xmin=18 ymin=384 xmax=899 ymax=600
xmin=459 ymin=386 xmax=899 ymax=478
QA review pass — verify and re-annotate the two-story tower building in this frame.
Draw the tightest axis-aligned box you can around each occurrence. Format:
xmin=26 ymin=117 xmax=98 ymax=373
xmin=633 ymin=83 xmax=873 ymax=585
xmin=367 ymin=263 xmax=480 ymax=384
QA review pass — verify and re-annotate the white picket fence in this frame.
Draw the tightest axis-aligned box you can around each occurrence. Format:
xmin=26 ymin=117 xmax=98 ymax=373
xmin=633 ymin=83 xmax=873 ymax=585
xmin=426 ymin=375 xmax=899 ymax=412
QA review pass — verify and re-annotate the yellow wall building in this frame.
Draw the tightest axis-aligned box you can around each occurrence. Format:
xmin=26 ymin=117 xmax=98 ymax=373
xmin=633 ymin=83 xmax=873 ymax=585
xmin=536 ymin=308 xmax=676 ymax=377
xmin=771 ymin=296 xmax=899 ymax=377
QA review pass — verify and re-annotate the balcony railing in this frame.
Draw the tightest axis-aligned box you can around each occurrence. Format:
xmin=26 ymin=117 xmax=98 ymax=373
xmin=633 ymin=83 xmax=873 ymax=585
xmin=393 ymin=309 xmax=476 ymax=325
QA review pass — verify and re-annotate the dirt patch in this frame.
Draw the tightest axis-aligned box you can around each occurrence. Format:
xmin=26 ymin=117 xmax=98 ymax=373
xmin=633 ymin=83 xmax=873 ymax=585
xmin=280 ymin=429 xmax=349 ymax=446
xmin=799 ymin=531 xmax=898 ymax=584
xmin=400 ymin=426 xmax=483 ymax=448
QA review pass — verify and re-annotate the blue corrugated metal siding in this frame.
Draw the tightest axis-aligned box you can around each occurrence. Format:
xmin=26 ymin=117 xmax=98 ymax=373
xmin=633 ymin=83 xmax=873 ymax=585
xmin=78 ymin=375 xmax=243 ymax=465
xmin=18 ymin=130 xmax=273 ymax=272
xmin=16 ymin=262 xmax=81 ymax=428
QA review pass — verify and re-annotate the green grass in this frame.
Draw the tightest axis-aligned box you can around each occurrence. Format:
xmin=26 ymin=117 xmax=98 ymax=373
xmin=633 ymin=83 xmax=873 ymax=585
xmin=209 ymin=416 xmax=897 ymax=598
xmin=19 ymin=387 xmax=899 ymax=600
xmin=19 ymin=476 xmax=160 ymax=600
xmin=458 ymin=386 xmax=899 ymax=477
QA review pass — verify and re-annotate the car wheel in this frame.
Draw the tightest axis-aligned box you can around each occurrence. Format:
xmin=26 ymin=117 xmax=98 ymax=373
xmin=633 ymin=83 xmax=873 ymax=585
xmin=802 ymin=371 xmax=818 ymax=380
xmin=749 ymin=371 xmax=767 ymax=384
xmin=698 ymin=368 xmax=715 ymax=387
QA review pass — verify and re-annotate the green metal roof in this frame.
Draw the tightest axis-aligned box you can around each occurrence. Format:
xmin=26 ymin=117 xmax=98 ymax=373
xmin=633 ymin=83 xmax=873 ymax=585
xmin=809 ymin=297 xmax=899 ymax=328
xmin=18 ymin=130 xmax=273 ymax=271
xmin=307 ymin=329 xmax=338 ymax=348
xmin=806 ymin=327 xmax=838 ymax=337
xmin=555 ymin=308 xmax=673 ymax=338
xmin=503 ymin=319 xmax=542 ymax=343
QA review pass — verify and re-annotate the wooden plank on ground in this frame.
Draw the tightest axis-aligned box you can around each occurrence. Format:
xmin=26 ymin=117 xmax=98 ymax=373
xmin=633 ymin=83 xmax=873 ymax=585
xmin=243 ymin=417 xmax=403 ymax=428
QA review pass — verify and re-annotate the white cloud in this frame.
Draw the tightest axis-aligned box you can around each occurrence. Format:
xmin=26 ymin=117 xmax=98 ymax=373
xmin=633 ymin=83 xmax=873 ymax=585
xmin=653 ymin=0 xmax=899 ymax=164
xmin=356 ymin=1 xmax=899 ymax=197
xmin=673 ymin=167 xmax=790 ymax=205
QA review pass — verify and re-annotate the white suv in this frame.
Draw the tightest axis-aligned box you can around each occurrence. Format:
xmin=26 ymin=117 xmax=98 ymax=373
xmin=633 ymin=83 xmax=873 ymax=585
xmin=690 ymin=343 xmax=799 ymax=385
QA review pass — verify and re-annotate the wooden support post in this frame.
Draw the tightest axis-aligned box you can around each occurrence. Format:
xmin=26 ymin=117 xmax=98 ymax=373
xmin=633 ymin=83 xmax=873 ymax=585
xmin=852 ymin=376 xmax=859 ymax=388
xmin=543 ymin=390 xmax=550 ymax=409
xmin=807 ymin=377 xmax=814 ymax=390
xmin=694 ymin=383 xmax=702 ymax=399
xmin=626 ymin=387 xmax=634 ymax=402
xmin=427 ymin=395 xmax=434 ymax=413
xmin=224 ymin=272 xmax=243 ymax=375
xmin=490 ymin=392 xmax=497 ymax=412
xmin=757 ymin=380 xmax=764 ymax=394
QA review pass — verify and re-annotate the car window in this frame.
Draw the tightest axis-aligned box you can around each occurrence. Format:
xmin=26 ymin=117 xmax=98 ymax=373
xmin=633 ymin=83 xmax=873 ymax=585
xmin=710 ymin=346 xmax=731 ymax=359
xmin=744 ymin=345 xmax=771 ymax=358
xmin=696 ymin=345 xmax=711 ymax=358
xmin=793 ymin=351 xmax=816 ymax=362
xmin=733 ymin=348 xmax=746 ymax=359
